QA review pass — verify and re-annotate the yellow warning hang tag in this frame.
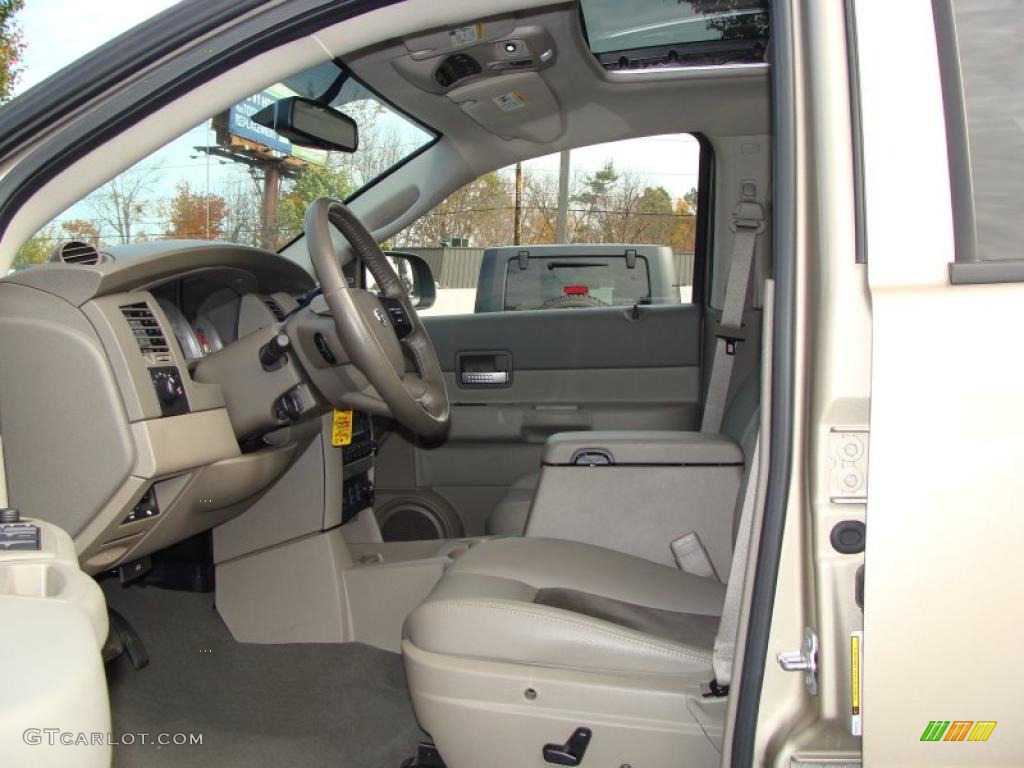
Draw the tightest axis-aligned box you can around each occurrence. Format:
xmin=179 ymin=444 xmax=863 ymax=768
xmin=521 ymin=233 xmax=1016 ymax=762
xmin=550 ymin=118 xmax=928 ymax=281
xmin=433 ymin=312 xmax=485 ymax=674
xmin=331 ymin=409 xmax=353 ymax=447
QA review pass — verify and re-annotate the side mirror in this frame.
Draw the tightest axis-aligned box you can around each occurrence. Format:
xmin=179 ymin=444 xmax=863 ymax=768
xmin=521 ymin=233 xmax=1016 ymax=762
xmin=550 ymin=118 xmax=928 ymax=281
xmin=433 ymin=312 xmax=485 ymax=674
xmin=251 ymin=96 xmax=358 ymax=153
xmin=373 ymin=252 xmax=437 ymax=310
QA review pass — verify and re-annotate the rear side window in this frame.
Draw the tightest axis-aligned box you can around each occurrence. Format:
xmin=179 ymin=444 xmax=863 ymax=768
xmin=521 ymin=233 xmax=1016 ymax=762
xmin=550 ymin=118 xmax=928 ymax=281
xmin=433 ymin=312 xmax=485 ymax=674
xmin=504 ymin=254 xmax=651 ymax=310
xmin=935 ymin=1 xmax=1024 ymax=271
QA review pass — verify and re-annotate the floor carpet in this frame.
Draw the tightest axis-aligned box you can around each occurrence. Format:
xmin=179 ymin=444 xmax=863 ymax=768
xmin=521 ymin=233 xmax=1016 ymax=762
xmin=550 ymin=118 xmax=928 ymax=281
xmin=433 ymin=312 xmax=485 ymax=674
xmin=102 ymin=579 xmax=422 ymax=767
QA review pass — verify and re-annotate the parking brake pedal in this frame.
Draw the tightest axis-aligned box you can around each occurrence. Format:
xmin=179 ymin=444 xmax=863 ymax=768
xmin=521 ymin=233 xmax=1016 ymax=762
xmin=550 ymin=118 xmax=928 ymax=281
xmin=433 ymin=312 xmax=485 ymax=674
xmin=401 ymin=741 xmax=447 ymax=768
xmin=543 ymin=727 xmax=592 ymax=766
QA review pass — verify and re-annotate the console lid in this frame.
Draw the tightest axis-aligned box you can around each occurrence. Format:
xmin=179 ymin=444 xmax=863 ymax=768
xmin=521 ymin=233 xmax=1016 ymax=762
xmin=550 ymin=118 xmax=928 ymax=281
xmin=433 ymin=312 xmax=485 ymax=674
xmin=543 ymin=430 xmax=743 ymax=466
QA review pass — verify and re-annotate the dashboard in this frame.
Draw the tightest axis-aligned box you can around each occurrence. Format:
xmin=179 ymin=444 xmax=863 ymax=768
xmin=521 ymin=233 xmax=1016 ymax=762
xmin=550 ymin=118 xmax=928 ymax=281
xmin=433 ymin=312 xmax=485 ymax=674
xmin=0 ymin=240 xmax=320 ymax=573
xmin=150 ymin=276 xmax=291 ymax=362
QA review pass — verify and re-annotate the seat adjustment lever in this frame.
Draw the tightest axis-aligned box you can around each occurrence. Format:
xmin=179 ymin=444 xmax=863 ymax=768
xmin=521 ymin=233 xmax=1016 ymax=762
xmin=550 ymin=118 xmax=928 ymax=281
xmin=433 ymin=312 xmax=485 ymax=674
xmin=543 ymin=727 xmax=592 ymax=766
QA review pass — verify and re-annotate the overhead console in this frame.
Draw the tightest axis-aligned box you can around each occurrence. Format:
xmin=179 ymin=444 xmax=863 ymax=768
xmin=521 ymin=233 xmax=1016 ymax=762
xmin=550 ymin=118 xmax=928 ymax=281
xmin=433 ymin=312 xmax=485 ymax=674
xmin=391 ymin=16 xmax=564 ymax=143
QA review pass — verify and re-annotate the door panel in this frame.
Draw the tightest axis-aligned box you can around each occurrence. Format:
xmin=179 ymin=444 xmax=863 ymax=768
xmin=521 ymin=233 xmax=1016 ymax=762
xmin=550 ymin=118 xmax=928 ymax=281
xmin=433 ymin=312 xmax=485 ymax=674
xmin=375 ymin=304 xmax=703 ymax=535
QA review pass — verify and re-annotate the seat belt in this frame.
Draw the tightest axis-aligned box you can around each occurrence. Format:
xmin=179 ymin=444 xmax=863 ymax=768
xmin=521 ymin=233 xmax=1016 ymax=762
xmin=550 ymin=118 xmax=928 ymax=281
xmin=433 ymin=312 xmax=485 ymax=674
xmin=712 ymin=436 xmax=761 ymax=688
xmin=700 ymin=199 xmax=764 ymax=433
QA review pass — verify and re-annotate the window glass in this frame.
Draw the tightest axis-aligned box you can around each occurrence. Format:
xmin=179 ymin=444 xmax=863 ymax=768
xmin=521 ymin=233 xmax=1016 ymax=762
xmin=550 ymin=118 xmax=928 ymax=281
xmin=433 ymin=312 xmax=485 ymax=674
xmin=504 ymin=255 xmax=652 ymax=310
xmin=11 ymin=62 xmax=435 ymax=273
xmin=579 ymin=0 xmax=769 ymax=70
xmin=392 ymin=133 xmax=703 ymax=317
xmin=943 ymin=1 xmax=1024 ymax=262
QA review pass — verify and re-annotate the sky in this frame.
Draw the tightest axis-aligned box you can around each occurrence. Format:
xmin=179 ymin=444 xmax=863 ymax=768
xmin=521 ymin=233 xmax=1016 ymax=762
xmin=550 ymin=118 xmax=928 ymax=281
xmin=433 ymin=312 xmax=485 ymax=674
xmin=13 ymin=1 xmax=702 ymax=241
xmin=15 ymin=0 xmax=181 ymax=94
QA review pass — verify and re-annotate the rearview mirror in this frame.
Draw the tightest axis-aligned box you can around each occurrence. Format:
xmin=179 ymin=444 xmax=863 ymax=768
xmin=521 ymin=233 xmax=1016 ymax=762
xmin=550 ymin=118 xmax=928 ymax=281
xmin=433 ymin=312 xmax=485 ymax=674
xmin=251 ymin=97 xmax=358 ymax=153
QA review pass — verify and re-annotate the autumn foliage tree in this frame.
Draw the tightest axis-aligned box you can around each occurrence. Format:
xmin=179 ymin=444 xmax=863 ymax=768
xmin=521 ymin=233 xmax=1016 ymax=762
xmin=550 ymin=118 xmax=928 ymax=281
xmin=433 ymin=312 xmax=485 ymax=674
xmin=165 ymin=182 xmax=227 ymax=240
xmin=0 ymin=0 xmax=25 ymax=103
xmin=60 ymin=219 xmax=101 ymax=246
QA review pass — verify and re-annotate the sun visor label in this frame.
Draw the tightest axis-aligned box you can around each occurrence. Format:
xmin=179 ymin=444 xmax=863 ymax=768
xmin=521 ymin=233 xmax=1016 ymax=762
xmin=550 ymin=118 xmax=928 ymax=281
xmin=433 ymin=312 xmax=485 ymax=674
xmin=450 ymin=23 xmax=484 ymax=47
xmin=493 ymin=90 xmax=527 ymax=112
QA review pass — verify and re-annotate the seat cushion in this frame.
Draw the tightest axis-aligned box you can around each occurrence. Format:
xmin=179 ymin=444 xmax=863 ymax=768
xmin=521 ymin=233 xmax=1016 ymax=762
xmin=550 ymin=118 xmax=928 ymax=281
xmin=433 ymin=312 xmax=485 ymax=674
xmin=486 ymin=472 xmax=539 ymax=535
xmin=404 ymin=537 xmax=726 ymax=677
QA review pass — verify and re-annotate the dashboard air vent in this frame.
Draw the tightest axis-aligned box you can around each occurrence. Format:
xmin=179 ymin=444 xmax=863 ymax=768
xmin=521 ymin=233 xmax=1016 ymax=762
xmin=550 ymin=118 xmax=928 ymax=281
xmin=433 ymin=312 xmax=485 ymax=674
xmin=120 ymin=302 xmax=170 ymax=356
xmin=262 ymin=296 xmax=286 ymax=322
xmin=55 ymin=240 xmax=101 ymax=265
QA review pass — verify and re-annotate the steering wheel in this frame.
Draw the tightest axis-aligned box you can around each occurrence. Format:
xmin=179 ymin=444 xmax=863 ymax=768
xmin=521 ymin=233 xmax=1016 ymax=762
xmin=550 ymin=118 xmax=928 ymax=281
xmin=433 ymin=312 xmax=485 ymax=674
xmin=304 ymin=197 xmax=449 ymax=438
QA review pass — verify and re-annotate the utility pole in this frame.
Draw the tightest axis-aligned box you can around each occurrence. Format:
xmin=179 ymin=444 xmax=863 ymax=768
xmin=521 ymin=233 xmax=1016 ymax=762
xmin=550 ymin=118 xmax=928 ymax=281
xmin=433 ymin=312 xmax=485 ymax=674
xmin=513 ymin=161 xmax=523 ymax=245
xmin=261 ymin=164 xmax=281 ymax=250
xmin=556 ymin=149 xmax=570 ymax=243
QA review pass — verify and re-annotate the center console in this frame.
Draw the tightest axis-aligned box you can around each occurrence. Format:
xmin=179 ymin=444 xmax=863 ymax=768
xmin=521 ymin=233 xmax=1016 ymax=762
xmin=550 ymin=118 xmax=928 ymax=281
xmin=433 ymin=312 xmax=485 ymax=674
xmin=0 ymin=512 xmax=111 ymax=768
xmin=341 ymin=410 xmax=377 ymax=525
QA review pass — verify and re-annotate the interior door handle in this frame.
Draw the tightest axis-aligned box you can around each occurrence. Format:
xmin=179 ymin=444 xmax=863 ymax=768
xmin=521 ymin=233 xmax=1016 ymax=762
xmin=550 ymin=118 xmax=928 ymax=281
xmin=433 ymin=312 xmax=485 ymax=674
xmin=456 ymin=350 xmax=512 ymax=388
xmin=460 ymin=371 xmax=509 ymax=385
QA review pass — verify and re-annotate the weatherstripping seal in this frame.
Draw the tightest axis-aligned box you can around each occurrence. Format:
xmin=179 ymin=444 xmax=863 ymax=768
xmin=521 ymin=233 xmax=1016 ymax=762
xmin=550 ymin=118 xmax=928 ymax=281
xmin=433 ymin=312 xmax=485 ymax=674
xmin=729 ymin=0 xmax=796 ymax=764
xmin=931 ymin=0 xmax=1024 ymax=285
xmin=0 ymin=0 xmax=403 ymax=245
xmin=0 ymin=0 xmax=268 ymax=163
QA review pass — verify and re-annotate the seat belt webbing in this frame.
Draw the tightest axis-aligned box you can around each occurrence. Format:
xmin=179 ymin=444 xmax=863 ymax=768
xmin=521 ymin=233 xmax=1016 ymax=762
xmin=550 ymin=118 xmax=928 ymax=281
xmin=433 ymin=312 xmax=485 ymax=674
xmin=712 ymin=436 xmax=760 ymax=687
xmin=700 ymin=200 xmax=764 ymax=433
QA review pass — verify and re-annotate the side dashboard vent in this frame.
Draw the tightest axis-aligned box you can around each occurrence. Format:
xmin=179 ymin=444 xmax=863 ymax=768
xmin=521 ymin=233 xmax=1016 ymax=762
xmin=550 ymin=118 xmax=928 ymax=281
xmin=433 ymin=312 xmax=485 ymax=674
xmin=54 ymin=240 xmax=101 ymax=265
xmin=120 ymin=302 xmax=170 ymax=357
xmin=262 ymin=296 xmax=286 ymax=322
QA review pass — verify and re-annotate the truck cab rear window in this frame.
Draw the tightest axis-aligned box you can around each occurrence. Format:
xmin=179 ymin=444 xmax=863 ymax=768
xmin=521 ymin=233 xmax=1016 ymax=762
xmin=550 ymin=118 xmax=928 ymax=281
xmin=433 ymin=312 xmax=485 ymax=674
xmin=504 ymin=254 xmax=651 ymax=310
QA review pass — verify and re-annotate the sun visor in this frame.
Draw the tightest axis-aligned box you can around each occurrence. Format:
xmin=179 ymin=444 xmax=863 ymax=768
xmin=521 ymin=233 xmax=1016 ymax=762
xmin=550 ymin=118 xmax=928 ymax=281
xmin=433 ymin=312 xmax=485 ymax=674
xmin=446 ymin=72 xmax=563 ymax=144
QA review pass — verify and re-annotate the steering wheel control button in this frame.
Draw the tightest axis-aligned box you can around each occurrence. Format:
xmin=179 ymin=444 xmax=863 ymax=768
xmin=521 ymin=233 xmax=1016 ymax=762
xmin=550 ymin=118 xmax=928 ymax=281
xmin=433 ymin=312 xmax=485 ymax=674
xmin=149 ymin=366 xmax=189 ymax=417
xmin=314 ymin=332 xmax=337 ymax=365
xmin=380 ymin=297 xmax=414 ymax=338
xmin=260 ymin=333 xmax=291 ymax=371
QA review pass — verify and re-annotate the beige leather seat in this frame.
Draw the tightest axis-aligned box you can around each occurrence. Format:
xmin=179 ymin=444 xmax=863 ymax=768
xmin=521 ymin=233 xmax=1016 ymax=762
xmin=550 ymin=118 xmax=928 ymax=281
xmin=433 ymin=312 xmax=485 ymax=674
xmin=406 ymin=536 xmax=725 ymax=677
xmin=403 ymin=536 xmax=735 ymax=768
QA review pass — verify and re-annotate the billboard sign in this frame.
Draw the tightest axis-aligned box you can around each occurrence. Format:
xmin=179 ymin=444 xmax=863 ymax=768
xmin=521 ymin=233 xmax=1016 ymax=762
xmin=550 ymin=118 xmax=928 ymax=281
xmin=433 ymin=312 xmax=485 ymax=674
xmin=228 ymin=90 xmax=292 ymax=155
xmin=226 ymin=84 xmax=327 ymax=166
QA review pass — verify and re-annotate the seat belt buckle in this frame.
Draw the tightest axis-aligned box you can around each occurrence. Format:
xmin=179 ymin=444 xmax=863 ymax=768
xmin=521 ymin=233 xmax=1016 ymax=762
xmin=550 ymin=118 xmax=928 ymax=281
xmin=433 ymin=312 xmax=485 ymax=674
xmin=714 ymin=322 xmax=746 ymax=355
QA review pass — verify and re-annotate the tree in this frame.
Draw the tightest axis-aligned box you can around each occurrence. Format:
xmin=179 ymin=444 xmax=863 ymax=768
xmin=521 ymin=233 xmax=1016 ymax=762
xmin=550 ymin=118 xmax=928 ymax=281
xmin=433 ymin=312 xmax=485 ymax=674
xmin=12 ymin=225 xmax=57 ymax=271
xmin=219 ymin=176 xmax=263 ymax=246
xmin=671 ymin=190 xmax=698 ymax=254
xmin=572 ymin=161 xmax=620 ymax=242
xmin=60 ymin=219 xmax=101 ymax=246
xmin=165 ymin=181 xmax=227 ymax=240
xmin=394 ymin=172 xmax=513 ymax=248
xmin=87 ymin=166 xmax=158 ymax=244
xmin=341 ymin=99 xmax=406 ymax=188
xmin=276 ymin=162 xmax=356 ymax=246
xmin=0 ymin=0 xmax=25 ymax=103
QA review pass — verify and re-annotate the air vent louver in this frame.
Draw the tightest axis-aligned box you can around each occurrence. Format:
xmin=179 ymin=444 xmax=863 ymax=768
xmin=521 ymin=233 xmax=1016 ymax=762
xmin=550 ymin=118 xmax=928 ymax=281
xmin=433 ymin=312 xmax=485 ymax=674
xmin=56 ymin=240 xmax=100 ymax=265
xmin=262 ymin=296 xmax=286 ymax=321
xmin=120 ymin=302 xmax=170 ymax=357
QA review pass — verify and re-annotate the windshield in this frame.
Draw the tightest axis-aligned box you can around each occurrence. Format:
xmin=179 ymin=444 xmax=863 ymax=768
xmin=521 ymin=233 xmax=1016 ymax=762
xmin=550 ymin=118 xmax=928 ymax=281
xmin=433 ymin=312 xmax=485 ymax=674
xmin=10 ymin=60 xmax=436 ymax=273
xmin=579 ymin=0 xmax=769 ymax=70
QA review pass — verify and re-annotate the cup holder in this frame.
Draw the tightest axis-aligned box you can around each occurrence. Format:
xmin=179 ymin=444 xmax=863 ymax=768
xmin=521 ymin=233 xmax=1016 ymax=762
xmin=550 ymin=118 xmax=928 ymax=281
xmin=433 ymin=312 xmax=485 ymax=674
xmin=0 ymin=562 xmax=66 ymax=598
